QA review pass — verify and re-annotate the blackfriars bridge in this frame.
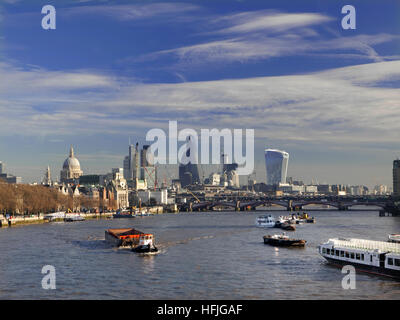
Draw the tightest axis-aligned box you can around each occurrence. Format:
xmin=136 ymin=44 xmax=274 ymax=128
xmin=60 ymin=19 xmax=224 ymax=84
xmin=177 ymin=198 xmax=391 ymax=212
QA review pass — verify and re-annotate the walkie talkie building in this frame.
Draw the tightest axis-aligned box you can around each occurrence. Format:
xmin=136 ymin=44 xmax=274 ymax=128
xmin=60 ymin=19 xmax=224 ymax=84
xmin=264 ymin=149 xmax=289 ymax=185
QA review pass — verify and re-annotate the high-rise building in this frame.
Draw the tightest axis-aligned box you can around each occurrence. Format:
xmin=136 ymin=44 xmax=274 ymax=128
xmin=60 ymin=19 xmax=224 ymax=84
xmin=264 ymin=149 xmax=289 ymax=185
xmin=0 ymin=161 xmax=3 ymax=174
xmin=140 ymin=145 xmax=154 ymax=167
xmin=393 ymin=159 xmax=400 ymax=197
xmin=179 ymin=136 xmax=200 ymax=187
xmin=123 ymin=142 xmax=140 ymax=182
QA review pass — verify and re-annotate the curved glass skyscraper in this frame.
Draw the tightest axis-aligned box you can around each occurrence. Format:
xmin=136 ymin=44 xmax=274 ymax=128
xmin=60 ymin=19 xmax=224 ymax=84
xmin=264 ymin=149 xmax=289 ymax=185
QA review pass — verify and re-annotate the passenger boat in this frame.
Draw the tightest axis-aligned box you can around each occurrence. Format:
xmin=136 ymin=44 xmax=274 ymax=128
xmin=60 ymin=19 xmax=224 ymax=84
xmin=319 ymin=238 xmax=400 ymax=279
xmin=388 ymin=234 xmax=400 ymax=243
xmin=64 ymin=213 xmax=85 ymax=222
xmin=263 ymin=234 xmax=306 ymax=247
xmin=274 ymin=216 xmax=287 ymax=228
xmin=105 ymin=228 xmax=158 ymax=253
xmin=255 ymin=215 xmax=275 ymax=228
xmin=44 ymin=211 xmax=66 ymax=221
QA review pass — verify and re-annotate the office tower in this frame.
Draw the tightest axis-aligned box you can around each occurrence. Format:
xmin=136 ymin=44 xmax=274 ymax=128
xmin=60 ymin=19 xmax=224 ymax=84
xmin=0 ymin=161 xmax=3 ymax=175
xmin=393 ymin=159 xmax=400 ymax=197
xmin=140 ymin=145 xmax=154 ymax=167
xmin=179 ymin=136 xmax=200 ymax=187
xmin=264 ymin=149 xmax=289 ymax=185
xmin=123 ymin=142 xmax=140 ymax=181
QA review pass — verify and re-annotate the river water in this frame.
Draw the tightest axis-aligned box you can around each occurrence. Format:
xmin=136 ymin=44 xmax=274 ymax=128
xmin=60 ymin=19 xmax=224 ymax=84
xmin=0 ymin=209 xmax=399 ymax=299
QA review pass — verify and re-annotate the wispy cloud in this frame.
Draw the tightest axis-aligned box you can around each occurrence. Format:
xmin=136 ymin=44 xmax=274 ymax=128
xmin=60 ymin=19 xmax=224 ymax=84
xmin=1 ymin=60 xmax=400 ymax=149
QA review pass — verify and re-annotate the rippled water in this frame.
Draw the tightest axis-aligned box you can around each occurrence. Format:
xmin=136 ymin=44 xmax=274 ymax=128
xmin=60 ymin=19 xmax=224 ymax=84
xmin=0 ymin=209 xmax=399 ymax=299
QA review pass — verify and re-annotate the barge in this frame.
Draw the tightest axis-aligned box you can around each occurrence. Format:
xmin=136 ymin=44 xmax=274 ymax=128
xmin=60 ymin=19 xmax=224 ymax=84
xmin=319 ymin=237 xmax=400 ymax=279
xmin=105 ymin=228 xmax=158 ymax=253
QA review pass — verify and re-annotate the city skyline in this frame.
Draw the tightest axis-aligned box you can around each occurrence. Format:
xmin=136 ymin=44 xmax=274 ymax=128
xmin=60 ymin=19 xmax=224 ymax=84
xmin=0 ymin=0 xmax=399 ymax=187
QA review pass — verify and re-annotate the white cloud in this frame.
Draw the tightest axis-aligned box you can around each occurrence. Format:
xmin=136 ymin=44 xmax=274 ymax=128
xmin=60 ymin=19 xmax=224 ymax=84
xmin=1 ymin=60 xmax=400 ymax=149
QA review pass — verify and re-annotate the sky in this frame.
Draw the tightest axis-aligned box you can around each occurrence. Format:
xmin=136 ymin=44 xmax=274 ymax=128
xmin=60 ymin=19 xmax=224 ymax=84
xmin=0 ymin=0 xmax=399 ymax=188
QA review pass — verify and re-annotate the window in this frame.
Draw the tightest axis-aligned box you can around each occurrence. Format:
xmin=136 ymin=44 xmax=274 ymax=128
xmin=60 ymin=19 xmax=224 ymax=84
xmin=395 ymin=259 xmax=400 ymax=267
xmin=340 ymin=251 xmax=344 ymax=257
xmin=388 ymin=258 xmax=393 ymax=266
xmin=336 ymin=250 xmax=339 ymax=256
xmin=327 ymin=249 xmax=331 ymax=255
xmin=356 ymin=253 xmax=360 ymax=260
xmin=322 ymin=248 xmax=326 ymax=254
xmin=370 ymin=256 xmax=373 ymax=262
xmin=350 ymin=253 xmax=355 ymax=259
xmin=345 ymin=252 xmax=350 ymax=258
xmin=361 ymin=254 xmax=364 ymax=261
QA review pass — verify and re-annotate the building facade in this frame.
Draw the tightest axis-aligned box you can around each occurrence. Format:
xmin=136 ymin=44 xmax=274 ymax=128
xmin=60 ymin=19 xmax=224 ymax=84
xmin=264 ymin=149 xmax=289 ymax=185
xmin=393 ymin=160 xmax=400 ymax=197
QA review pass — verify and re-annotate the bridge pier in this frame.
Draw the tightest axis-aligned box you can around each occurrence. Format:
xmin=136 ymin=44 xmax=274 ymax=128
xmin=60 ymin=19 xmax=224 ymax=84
xmin=235 ymin=201 xmax=240 ymax=211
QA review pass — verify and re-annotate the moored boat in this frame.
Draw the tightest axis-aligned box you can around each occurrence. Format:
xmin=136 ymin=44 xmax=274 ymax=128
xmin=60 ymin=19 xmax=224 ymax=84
xmin=263 ymin=234 xmax=306 ymax=247
xmin=280 ymin=222 xmax=296 ymax=231
xmin=388 ymin=234 xmax=400 ymax=243
xmin=319 ymin=238 xmax=400 ymax=279
xmin=64 ymin=213 xmax=85 ymax=222
xmin=255 ymin=215 xmax=275 ymax=228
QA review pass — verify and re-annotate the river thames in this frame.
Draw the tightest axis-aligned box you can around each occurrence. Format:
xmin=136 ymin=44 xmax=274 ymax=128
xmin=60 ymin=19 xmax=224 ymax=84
xmin=0 ymin=209 xmax=399 ymax=299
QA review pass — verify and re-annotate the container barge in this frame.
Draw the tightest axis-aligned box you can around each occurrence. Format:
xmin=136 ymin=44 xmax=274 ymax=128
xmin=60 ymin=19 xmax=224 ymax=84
xmin=105 ymin=228 xmax=158 ymax=253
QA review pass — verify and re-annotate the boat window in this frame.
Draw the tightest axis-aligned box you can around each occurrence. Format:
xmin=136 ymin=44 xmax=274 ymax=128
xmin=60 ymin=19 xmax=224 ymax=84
xmin=327 ymin=249 xmax=331 ymax=255
xmin=370 ymin=256 xmax=373 ymax=262
xmin=356 ymin=253 xmax=360 ymax=260
xmin=322 ymin=248 xmax=326 ymax=254
xmin=345 ymin=252 xmax=350 ymax=258
xmin=350 ymin=253 xmax=355 ymax=259
xmin=335 ymin=250 xmax=339 ymax=256
xmin=395 ymin=259 xmax=400 ymax=267
xmin=361 ymin=254 xmax=364 ymax=261
xmin=340 ymin=251 xmax=344 ymax=257
xmin=388 ymin=258 xmax=393 ymax=265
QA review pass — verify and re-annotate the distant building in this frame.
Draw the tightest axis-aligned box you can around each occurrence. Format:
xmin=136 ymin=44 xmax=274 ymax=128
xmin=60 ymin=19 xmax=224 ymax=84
xmin=138 ymin=189 xmax=168 ymax=205
xmin=393 ymin=159 xmax=400 ymax=197
xmin=0 ymin=161 xmax=22 ymax=184
xmin=123 ymin=142 xmax=140 ymax=182
xmin=79 ymin=174 xmax=101 ymax=186
xmin=264 ymin=149 xmax=289 ymax=185
xmin=60 ymin=146 xmax=83 ymax=183
xmin=42 ymin=166 xmax=52 ymax=185
xmin=179 ymin=136 xmax=200 ymax=187
xmin=0 ymin=161 xmax=3 ymax=174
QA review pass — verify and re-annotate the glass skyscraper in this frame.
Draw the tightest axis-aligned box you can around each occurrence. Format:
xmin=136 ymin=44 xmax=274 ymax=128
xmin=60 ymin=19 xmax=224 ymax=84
xmin=264 ymin=149 xmax=289 ymax=185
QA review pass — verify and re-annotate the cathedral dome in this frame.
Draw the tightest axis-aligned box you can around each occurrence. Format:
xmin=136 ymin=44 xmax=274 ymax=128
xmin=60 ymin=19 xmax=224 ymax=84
xmin=63 ymin=157 xmax=81 ymax=170
xmin=60 ymin=146 xmax=83 ymax=183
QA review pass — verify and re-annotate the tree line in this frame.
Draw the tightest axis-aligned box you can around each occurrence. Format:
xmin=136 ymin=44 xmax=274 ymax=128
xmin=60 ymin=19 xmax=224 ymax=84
xmin=0 ymin=181 xmax=115 ymax=216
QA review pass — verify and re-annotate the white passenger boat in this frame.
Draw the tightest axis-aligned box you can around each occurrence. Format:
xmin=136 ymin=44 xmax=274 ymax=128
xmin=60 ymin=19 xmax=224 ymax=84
xmin=44 ymin=211 xmax=66 ymax=221
xmin=319 ymin=238 xmax=400 ymax=279
xmin=255 ymin=215 xmax=275 ymax=228
xmin=388 ymin=234 xmax=400 ymax=243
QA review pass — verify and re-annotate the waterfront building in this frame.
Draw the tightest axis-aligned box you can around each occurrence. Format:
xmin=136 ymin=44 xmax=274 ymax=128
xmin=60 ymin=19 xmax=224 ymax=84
xmin=60 ymin=146 xmax=83 ymax=184
xmin=106 ymin=168 xmax=129 ymax=209
xmin=394 ymin=160 xmax=400 ymax=197
xmin=137 ymin=189 xmax=168 ymax=205
xmin=264 ymin=149 xmax=289 ymax=185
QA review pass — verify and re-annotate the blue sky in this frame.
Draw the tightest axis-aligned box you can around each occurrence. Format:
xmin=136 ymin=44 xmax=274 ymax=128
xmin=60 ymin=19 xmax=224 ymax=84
xmin=0 ymin=0 xmax=399 ymax=187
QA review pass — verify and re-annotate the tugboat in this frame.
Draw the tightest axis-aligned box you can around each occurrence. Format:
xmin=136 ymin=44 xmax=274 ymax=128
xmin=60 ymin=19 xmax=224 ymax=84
xmin=131 ymin=234 xmax=158 ymax=253
xmin=280 ymin=222 xmax=296 ymax=231
xmin=263 ymin=233 xmax=306 ymax=247
xmin=319 ymin=237 xmax=400 ymax=279
xmin=255 ymin=215 xmax=275 ymax=228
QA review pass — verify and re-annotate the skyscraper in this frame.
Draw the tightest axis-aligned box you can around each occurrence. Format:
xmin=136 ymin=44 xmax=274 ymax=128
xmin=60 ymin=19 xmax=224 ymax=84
xmin=0 ymin=161 xmax=3 ymax=175
xmin=264 ymin=149 xmax=289 ymax=185
xmin=393 ymin=159 xmax=400 ymax=197
xmin=179 ymin=136 xmax=200 ymax=187
xmin=123 ymin=142 xmax=140 ymax=181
